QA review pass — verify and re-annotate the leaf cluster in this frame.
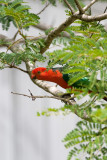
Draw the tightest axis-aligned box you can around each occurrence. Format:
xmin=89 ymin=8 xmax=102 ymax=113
xmin=47 ymin=21 xmax=107 ymax=104
xmin=36 ymin=106 xmax=70 ymax=116
xmin=0 ymin=38 xmax=46 ymax=69
xmin=0 ymin=0 xmax=39 ymax=30
xmin=63 ymin=120 xmax=107 ymax=160
xmin=45 ymin=20 xmax=107 ymax=159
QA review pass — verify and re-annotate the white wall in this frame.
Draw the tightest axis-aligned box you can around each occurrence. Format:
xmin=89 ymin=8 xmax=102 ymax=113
xmin=0 ymin=1 xmax=106 ymax=160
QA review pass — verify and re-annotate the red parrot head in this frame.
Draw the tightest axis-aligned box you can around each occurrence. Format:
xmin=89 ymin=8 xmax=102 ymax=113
xmin=31 ymin=67 xmax=46 ymax=79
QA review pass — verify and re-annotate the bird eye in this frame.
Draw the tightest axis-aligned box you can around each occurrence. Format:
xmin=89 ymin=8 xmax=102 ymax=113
xmin=37 ymin=71 xmax=41 ymax=74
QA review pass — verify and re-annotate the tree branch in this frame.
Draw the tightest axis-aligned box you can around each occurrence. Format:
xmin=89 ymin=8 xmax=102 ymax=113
xmin=74 ymin=13 xmax=107 ymax=22
xmin=5 ymin=64 xmax=28 ymax=73
xmin=64 ymin=0 xmax=75 ymax=14
xmin=11 ymin=91 xmax=75 ymax=105
xmin=35 ymin=23 xmax=71 ymax=38
xmin=74 ymin=0 xmax=84 ymax=13
xmin=12 ymin=30 xmax=19 ymax=40
xmin=11 ymin=91 xmax=93 ymax=121
xmin=104 ymin=6 xmax=107 ymax=13
xmin=40 ymin=16 xmax=76 ymax=54
xmin=83 ymin=0 xmax=98 ymax=12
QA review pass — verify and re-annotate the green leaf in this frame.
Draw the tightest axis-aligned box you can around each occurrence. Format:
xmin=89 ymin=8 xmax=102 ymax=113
xmin=89 ymin=71 xmax=97 ymax=90
xmin=91 ymin=108 xmax=107 ymax=124
xmin=0 ymin=0 xmax=39 ymax=30
xmin=68 ymin=72 xmax=88 ymax=86
xmin=37 ymin=112 xmax=40 ymax=116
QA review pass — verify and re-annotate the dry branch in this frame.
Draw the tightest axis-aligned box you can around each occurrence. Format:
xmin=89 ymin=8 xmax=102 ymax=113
xmin=5 ymin=64 xmax=28 ymax=73
xmin=11 ymin=91 xmax=93 ymax=121
xmin=11 ymin=91 xmax=75 ymax=105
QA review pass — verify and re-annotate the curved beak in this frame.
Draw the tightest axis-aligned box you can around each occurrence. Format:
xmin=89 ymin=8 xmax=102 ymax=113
xmin=31 ymin=74 xmax=36 ymax=79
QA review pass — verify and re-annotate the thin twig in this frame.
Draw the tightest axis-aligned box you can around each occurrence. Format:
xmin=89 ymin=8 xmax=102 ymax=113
xmin=28 ymin=89 xmax=35 ymax=101
xmin=89 ymin=5 xmax=107 ymax=38
xmin=11 ymin=91 xmax=94 ymax=121
xmin=97 ymin=5 xmax=107 ymax=25
xmin=83 ymin=0 xmax=98 ymax=12
xmin=35 ymin=23 xmax=71 ymax=38
xmin=12 ymin=30 xmax=19 ymax=40
xmin=104 ymin=6 xmax=107 ymax=13
xmin=74 ymin=0 xmax=84 ymax=13
xmin=11 ymin=91 xmax=75 ymax=105
xmin=6 ymin=35 xmax=46 ymax=52
xmin=5 ymin=65 xmax=28 ymax=73
xmin=37 ymin=2 xmax=50 ymax=15
xmin=64 ymin=0 xmax=75 ymax=14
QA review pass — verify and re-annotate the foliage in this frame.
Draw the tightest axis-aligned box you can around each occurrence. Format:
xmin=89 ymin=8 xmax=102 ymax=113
xmin=41 ymin=0 xmax=107 ymax=7
xmin=36 ymin=106 xmax=70 ymax=116
xmin=63 ymin=120 xmax=107 ymax=160
xmin=0 ymin=0 xmax=39 ymax=30
xmin=42 ymin=20 xmax=107 ymax=159
xmin=47 ymin=21 xmax=107 ymax=109
xmin=0 ymin=38 xmax=45 ymax=69
xmin=0 ymin=0 xmax=107 ymax=159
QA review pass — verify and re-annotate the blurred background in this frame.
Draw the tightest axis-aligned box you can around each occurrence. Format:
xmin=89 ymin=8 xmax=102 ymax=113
xmin=0 ymin=0 xmax=107 ymax=160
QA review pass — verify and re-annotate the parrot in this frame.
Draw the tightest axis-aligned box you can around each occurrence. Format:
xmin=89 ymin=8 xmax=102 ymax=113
xmin=31 ymin=67 xmax=107 ymax=101
xmin=31 ymin=67 xmax=90 ymax=91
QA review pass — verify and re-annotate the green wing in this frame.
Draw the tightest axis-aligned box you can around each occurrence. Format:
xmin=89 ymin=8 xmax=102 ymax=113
xmin=72 ymin=77 xmax=90 ymax=88
xmin=63 ymin=74 xmax=90 ymax=88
